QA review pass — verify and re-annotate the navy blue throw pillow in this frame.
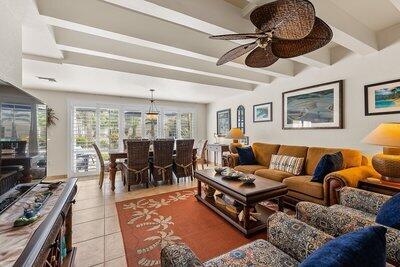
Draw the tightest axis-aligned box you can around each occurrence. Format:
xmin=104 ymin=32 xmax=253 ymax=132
xmin=311 ymin=152 xmax=343 ymax=183
xmin=300 ymin=226 xmax=387 ymax=267
xmin=236 ymin=146 xmax=257 ymax=165
xmin=376 ymin=193 xmax=400 ymax=230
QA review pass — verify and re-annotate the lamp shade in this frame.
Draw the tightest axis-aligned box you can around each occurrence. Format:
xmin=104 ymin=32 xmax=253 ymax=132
xmin=226 ymin=128 xmax=245 ymax=140
xmin=362 ymin=123 xmax=400 ymax=148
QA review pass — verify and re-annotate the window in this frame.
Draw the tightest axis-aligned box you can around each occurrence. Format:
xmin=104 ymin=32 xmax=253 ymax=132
xmin=237 ymin=105 xmax=245 ymax=134
xmin=99 ymin=108 xmax=119 ymax=150
xmin=69 ymin=102 xmax=196 ymax=176
xmin=164 ymin=112 xmax=177 ymax=138
xmin=180 ymin=113 xmax=193 ymax=139
xmin=37 ymin=105 xmax=47 ymax=152
xmin=124 ymin=111 xmax=142 ymax=139
xmin=0 ymin=104 xmax=32 ymax=141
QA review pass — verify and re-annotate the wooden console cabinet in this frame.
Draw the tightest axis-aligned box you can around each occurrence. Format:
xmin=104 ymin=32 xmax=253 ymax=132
xmin=13 ymin=178 xmax=78 ymax=267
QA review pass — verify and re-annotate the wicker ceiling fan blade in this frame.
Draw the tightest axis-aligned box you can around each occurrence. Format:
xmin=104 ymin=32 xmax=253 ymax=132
xmin=271 ymin=17 xmax=333 ymax=58
xmin=245 ymin=46 xmax=279 ymax=68
xmin=216 ymin=42 xmax=257 ymax=66
xmin=250 ymin=0 xmax=315 ymax=40
xmin=210 ymin=33 xmax=268 ymax=40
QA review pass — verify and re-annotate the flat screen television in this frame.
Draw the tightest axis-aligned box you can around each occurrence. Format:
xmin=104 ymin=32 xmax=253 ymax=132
xmin=0 ymin=79 xmax=47 ymax=211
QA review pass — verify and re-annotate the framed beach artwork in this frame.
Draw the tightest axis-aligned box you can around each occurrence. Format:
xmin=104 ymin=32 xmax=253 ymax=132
xmin=253 ymin=102 xmax=273 ymax=122
xmin=282 ymin=80 xmax=344 ymax=129
xmin=365 ymin=79 xmax=400 ymax=116
xmin=217 ymin=109 xmax=231 ymax=135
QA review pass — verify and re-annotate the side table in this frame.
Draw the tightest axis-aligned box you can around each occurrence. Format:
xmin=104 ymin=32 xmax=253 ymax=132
xmin=358 ymin=178 xmax=400 ymax=196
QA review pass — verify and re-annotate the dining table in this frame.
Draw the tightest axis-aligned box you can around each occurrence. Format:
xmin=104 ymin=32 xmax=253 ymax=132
xmin=108 ymin=148 xmax=197 ymax=191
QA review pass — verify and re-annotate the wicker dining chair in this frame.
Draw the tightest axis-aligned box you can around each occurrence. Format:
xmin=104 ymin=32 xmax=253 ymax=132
xmin=93 ymin=143 xmax=116 ymax=189
xmin=196 ymin=139 xmax=208 ymax=170
xmin=121 ymin=140 xmax=151 ymax=191
xmin=173 ymin=139 xmax=195 ymax=183
xmin=150 ymin=140 xmax=175 ymax=185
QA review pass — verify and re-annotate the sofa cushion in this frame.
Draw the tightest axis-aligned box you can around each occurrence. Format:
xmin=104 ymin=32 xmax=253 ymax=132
xmin=269 ymin=154 xmax=305 ymax=175
xmin=329 ymin=204 xmax=376 ymax=222
xmin=234 ymin=165 xmax=266 ymax=174
xmin=311 ymin=152 xmax=344 ymax=183
xmin=278 ymin=145 xmax=309 ymax=159
xmin=204 ymin=239 xmax=299 ymax=267
xmin=305 ymin=147 xmax=362 ymax=175
xmin=252 ymin=143 xmax=280 ymax=167
xmin=255 ymin=168 xmax=293 ymax=182
xmin=376 ymin=193 xmax=400 ymax=230
xmin=283 ymin=176 xmax=324 ymax=199
xmin=300 ymin=226 xmax=387 ymax=267
xmin=236 ymin=146 xmax=257 ymax=165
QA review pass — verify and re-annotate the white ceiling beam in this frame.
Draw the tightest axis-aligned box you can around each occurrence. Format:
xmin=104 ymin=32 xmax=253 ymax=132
xmin=58 ymin=50 xmax=256 ymax=91
xmin=53 ymin=27 xmax=269 ymax=85
xmin=243 ymin=0 xmax=378 ymax=55
xmin=37 ymin=0 xmax=292 ymax=78
xmin=390 ymin=0 xmax=400 ymax=11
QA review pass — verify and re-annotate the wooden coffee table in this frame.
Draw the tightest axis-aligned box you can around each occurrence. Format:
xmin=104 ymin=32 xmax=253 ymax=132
xmin=195 ymin=169 xmax=288 ymax=237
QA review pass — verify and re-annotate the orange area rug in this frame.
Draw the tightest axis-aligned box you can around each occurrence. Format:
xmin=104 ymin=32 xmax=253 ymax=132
xmin=116 ymin=189 xmax=272 ymax=267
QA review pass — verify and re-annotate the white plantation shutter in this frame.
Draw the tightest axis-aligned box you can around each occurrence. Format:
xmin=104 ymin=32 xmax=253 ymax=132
xmin=164 ymin=112 xmax=178 ymax=138
xmin=180 ymin=113 xmax=193 ymax=139
xmin=124 ymin=111 xmax=142 ymax=138
xmin=69 ymin=103 xmax=196 ymax=176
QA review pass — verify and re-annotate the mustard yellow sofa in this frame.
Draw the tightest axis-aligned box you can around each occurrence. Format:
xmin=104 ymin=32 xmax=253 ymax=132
xmin=229 ymin=143 xmax=380 ymax=206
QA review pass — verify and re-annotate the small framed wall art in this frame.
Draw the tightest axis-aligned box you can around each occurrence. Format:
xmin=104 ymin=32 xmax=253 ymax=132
xmin=216 ymin=109 xmax=231 ymax=135
xmin=253 ymin=102 xmax=273 ymax=123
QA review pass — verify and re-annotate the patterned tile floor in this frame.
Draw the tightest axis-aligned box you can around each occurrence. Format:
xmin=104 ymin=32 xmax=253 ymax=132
xmin=48 ymin=166 xmax=214 ymax=267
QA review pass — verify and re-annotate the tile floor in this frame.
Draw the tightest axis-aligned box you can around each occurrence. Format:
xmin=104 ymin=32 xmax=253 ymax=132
xmin=62 ymin=168 xmax=212 ymax=267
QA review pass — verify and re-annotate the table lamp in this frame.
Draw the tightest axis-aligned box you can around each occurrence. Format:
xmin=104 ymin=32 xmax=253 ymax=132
xmin=362 ymin=123 xmax=400 ymax=183
xmin=226 ymin=128 xmax=245 ymax=154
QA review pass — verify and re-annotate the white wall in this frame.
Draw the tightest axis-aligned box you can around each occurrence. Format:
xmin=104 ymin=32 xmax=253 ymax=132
xmin=25 ymin=89 xmax=208 ymax=177
xmin=0 ymin=0 xmax=23 ymax=87
xmin=207 ymin=42 xmax=400 ymax=158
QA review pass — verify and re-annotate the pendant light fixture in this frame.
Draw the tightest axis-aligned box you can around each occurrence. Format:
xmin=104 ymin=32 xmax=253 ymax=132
xmin=146 ymin=89 xmax=159 ymax=121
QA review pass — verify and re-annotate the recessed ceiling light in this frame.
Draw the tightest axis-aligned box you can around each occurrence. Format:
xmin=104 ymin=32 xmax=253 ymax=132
xmin=37 ymin=76 xmax=57 ymax=82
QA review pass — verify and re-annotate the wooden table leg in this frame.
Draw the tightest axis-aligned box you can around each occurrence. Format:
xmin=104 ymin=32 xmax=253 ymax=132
xmin=243 ymin=206 xmax=250 ymax=230
xmin=197 ymin=179 xmax=202 ymax=200
xmin=109 ymin=157 xmax=117 ymax=191
xmin=278 ymin=197 xmax=284 ymax=212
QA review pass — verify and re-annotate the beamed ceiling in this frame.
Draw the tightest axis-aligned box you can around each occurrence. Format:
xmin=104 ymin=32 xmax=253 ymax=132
xmin=21 ymin=0 xmax=400 ymax=103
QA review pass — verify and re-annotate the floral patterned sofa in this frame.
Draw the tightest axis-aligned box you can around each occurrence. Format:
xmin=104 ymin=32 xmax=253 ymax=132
xmin=161 ymin=212 xmax=333 ymax=266
xmin=296 ymin=187 xmax=400 ymax=265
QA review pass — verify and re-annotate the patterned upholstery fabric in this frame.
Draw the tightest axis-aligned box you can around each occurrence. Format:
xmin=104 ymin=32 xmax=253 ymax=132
xmin=329 ymin=204 xmax=376 ymax=222
xmin=339 ymin=187 xmax=391 ymax=215
xmin=296 ymin=201 xmax=400 ymax=265
xmin=267 ymin=212 xmax=333 ymax=262
xmin=269 ymin=155 xmax=304 ymax=175
xmin=161 ymin=243 xmax=203 ymax=267
xmin=161 ymin=212 xmax=333 ymax=267
xmin=204 ymin=239 xmax=299 ymax=267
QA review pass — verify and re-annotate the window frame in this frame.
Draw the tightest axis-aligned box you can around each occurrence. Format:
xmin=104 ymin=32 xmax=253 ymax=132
xmin=68 ymin=100 xmax=197 ymax=177
xmin=236 ymin=105 xmax=245 ymax=134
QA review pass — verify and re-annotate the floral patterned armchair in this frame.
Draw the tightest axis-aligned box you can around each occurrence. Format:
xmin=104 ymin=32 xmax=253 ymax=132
xmin=296 ymin=187 xmax=400 ymax=265
xmin=161 ymin=212 xmax=333 ymax=266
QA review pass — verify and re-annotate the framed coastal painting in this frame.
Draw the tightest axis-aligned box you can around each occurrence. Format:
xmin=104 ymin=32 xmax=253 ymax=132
xmin=365 ymin=79 xmax=400 ymax=116
xmin=282 ymin=80 xmax=344 ymax=129
xmin=217 ymin=109 xmax=231 ymax=135
xmin=253 ymin=102 xmax=273 ymax=122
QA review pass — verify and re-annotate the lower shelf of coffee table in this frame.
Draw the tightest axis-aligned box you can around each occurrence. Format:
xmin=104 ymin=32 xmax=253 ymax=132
xmin=195 ymin=194 xmax=273 ymax=237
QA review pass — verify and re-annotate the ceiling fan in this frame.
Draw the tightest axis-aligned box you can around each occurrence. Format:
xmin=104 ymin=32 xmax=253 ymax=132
xmin=210 ymin=0 xmax=333 ymax=68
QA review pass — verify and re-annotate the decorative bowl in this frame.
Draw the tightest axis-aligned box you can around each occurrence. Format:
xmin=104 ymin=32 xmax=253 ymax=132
xmin=239 ymin=175 xmax=256 ymax=184
xmin=214 ymin=166 xmax=227 ymax=174
xmin=222 ymin=170 xmax=244 ymax=180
